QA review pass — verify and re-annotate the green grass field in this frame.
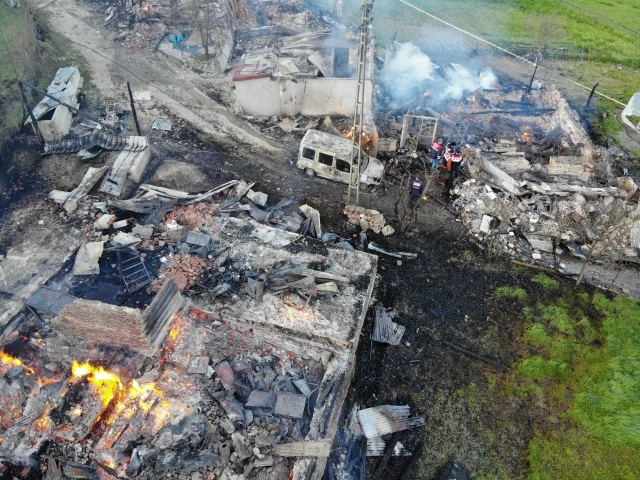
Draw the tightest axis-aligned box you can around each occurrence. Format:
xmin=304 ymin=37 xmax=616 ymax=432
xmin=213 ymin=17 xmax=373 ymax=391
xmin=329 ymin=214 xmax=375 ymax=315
xmin=510 ymin=278 xmax=640 ymax=479
xmin=329 ymin=0 xmax=640 ymax=67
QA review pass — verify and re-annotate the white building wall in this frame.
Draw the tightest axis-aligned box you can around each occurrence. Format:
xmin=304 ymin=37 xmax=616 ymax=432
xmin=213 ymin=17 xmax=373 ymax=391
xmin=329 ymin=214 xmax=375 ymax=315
xmin=234 ymin=77 xmax=373 ymax=117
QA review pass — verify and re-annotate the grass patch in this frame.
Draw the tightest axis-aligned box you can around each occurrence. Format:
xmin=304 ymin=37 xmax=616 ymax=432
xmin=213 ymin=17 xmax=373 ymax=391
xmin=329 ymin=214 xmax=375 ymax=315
xmin=514 ymin=290 xmax=640 ymax=478
xmin=453 ymin=381 xmax=478 ymax=406
xmin=531 ymin=273 xmax=559 ymax=290
xmin=496 ymin=286 xmax=528 ymax=300
xmin=518 ymin=356 xmax=570 ymax=380
xmin=529 ymin=431 xmax=640 ymax=480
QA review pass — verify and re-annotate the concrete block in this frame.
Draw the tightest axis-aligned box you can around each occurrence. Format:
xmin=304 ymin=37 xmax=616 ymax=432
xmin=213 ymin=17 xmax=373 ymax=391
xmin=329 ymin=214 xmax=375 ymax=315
xmin=186 ymin=231 xmax=211 ymax=246
xmin=132 ymin=225 xmax=154 ymax=239
xmin=94 ymin=214 xmax=116 ymax=230
xmin=128 ymin=148 xmax=151 ymax=183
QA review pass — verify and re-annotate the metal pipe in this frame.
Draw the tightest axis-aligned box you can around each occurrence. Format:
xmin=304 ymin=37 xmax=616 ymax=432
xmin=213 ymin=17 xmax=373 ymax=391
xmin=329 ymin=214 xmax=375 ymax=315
xmin=442 ymin=339 xmax=509 ymax=371
xmin=127 ymin=81 xmax=142 ymax=136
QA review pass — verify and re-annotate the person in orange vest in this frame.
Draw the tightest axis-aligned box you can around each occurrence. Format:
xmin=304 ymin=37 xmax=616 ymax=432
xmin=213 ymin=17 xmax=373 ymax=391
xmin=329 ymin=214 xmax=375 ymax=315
xmin=449 ymin=146 xmax=463 ymax=184
xmin=429 ymin=138 xmax=443 ymax=171
xmin=409 ymin=176 xmax=425 ymax=206
xmin=442 ymin=141 xmax=455 ymax=171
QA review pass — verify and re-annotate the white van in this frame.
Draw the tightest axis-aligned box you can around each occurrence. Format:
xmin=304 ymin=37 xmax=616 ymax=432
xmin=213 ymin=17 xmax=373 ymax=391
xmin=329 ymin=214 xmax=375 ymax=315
xmin=297 ymin=130 xmax=384 ymax=187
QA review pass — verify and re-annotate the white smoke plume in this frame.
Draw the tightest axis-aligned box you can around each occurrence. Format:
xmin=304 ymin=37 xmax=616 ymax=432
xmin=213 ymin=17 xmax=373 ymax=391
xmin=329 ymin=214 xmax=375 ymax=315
xmin=439 ymin=64 xmax=498 ymax=101
xmin=380 ymin=43 xmax=499 ymax=106
xmin=381 ymin=42 xmax=437 ymax=104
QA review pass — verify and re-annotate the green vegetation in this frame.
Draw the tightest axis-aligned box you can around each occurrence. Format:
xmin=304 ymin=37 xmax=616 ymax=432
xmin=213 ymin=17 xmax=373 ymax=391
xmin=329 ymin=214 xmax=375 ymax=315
xmin=531 ymin=273 xmax=559 ymax=290
xmin=514 ymin=287 xmax=640 ymax=478
xmin=496 ymin=286 xmax=528 ymax=300
xmin=453 ymin=381 xmax=478 ymax=406
xmin=0 ymin=3 xmax=89 ymax=145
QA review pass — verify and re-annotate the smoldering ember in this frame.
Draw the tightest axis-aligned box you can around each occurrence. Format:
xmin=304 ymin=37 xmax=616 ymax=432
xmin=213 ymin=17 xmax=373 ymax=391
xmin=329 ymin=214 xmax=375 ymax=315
xmin=1 ymin=0 xmax=640 ymax=479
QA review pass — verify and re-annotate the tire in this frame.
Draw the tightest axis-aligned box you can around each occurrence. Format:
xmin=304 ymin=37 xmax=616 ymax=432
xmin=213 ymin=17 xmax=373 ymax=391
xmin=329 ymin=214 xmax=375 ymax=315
xmin=305 ymin=168 xmax=315 ymax=177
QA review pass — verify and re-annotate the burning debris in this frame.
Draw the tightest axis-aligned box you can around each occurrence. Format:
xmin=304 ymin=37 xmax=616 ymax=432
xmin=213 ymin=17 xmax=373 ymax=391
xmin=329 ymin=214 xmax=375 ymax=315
xmin=0 ymin=179 xmax=378 ymax=479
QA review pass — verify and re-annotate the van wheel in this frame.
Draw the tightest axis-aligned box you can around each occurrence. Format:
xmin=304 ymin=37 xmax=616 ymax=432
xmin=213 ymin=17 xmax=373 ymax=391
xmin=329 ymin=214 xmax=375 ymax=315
xmin=305 ymin=168 xmax=315 ymax=177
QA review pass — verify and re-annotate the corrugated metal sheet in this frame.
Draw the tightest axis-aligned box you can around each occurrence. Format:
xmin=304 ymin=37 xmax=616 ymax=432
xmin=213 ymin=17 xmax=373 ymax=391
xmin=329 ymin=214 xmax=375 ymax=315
xmin=43 ymin=132 xmax=148 ymax=155
xmin=26 ymin=67 xmax=80 ymax=122
xmin=25 ymin=287 xmax=76 ymax=316
xmin=372 ymin=305 xmax=405 ymax=345
xmin=357 ymin=405 xmax=425 ymax=439
xmin=248 ymin=203 xmax=271 ymax=223
xmin=366 ymin=438 xmax=412 ymax=457
xmin=152 ymin=119 xmax=172 ymax=131
xmin=142 ymin=280 xmax=184 ymax=353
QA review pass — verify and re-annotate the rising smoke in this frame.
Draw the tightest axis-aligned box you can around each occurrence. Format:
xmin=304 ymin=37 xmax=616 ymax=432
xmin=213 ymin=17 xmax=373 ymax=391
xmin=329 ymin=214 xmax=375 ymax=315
xmin=380 ymin=42 xmax=498 ymax=105
xmin=440 ymin=64 xmax=498 ymax=100
xmin=380 ymin=42 xmax=437 ymax=105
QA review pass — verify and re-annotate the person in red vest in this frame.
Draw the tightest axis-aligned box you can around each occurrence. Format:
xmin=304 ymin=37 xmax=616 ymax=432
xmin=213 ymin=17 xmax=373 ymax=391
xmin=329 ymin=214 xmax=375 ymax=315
xmin=442 ymin=141 xmax=455 ymax=172
xmin=409 ymin=176 xmax=425 ymax=206
xmin=449 ymin=146 xmax=463 ymax=184
xmin=429 ymin=138 xmax=443 ymax=171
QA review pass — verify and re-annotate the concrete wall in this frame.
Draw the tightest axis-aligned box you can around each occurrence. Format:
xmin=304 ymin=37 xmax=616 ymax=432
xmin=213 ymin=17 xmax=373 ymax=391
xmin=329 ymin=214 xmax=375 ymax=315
xmin=37 ymin=105 xmax=73 ymax=141
xmin=235 ymin=77 xmax=373 ymax=117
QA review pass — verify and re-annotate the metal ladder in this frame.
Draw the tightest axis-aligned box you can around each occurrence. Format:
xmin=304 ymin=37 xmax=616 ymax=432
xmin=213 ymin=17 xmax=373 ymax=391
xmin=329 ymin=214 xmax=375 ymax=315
xmin=347 ymin=0 xmax=373 ymax=205
xmin=117 ymin=251 xmax=152 ymax=293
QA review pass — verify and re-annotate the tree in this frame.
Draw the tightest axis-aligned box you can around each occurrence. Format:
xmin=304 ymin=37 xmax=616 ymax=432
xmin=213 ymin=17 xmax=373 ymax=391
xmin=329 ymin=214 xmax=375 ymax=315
xmin=521 ymin=13 xmax=566 ymax=54
xmin=183 ymin=0 xmax=216 ymax=58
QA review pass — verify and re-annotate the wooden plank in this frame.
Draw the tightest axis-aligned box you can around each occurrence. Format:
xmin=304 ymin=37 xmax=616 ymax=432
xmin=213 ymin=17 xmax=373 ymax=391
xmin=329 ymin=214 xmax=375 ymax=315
xmin=62 ymin=166 xmax=109 ymax=213
xmin=274 ymin=440 xmax=332 ymax=457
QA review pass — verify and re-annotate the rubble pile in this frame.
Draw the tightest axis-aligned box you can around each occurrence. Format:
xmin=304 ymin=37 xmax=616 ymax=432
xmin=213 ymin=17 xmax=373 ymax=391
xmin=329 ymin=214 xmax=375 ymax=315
xmin=454 ymin=154 xmax=640 ymax=265
xmin=152 ymin=253 xmax=209 ymax=293
xmin=344 ymin=204 xmax=393 ymax=235
xmin=2 ymin=174 xmax=379 ymax=479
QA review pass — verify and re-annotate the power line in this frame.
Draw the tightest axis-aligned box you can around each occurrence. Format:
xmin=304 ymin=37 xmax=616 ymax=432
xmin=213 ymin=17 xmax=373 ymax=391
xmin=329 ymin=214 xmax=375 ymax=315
xmin=62 ymin=37 xmax=202 ymax=113
xmin=556 ymin=0 xmax=640 ymax=38
xmin=397 ymin=0 xmax=627 ymax=108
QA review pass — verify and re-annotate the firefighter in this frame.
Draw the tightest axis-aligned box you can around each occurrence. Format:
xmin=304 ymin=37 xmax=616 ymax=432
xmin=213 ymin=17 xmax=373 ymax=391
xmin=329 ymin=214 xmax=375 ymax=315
xmin=409 ymin=176 xmax=425 ymax=206
xmin=336 ymin=0 xmax=343 ymax=17
xmin=429 ymin=138 xmax=443 ymax=171
xmin=449 ymin=146 xmax=463 ymax=184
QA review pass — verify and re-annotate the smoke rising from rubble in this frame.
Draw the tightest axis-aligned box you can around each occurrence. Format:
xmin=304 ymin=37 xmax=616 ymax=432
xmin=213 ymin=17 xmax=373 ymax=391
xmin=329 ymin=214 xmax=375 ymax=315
xmin=381 ymin=42 xmax=437 ymax=104
xmin=440 ymin=64 xmax=498 ymax=100
xmin=381 ymin=42 xmax=499 ymax=105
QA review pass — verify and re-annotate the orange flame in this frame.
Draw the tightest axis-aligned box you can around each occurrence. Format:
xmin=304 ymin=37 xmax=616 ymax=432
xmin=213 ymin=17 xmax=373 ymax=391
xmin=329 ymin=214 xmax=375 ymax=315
xmin=0 ymin=351 xmax=34 ymax=374
xmin=35 ymin=415 xmax=50 ymax=432
xmin=343 ymin=127 xmax=373 ymax=149
xmin=71 ymin=361 xmax=123 ymax=407
xmin=519 ymin=126 xmax=533 ymax=143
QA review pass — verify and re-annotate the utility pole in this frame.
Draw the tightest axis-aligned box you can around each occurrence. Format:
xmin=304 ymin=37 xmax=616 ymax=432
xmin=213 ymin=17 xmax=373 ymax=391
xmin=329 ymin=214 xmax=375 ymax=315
xmin=18 ymin=81 xmax=44 ymax=146
xmin=127 ymin=81 xmax=143 ymax=136
xmin=347 ymin=0 xmax=373 ymax=205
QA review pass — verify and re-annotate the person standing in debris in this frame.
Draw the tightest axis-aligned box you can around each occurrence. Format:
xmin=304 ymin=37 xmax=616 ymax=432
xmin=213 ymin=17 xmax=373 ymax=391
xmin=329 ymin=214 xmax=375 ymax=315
xmin=409 ymin=177 xmax=425 ymax=206
xmin=328 ymin=0 xmax=336 ymax=14
xmin=449 ymin=146 xmax=463 ymax=184
xmin=429 ymin=138 xmax=443 ymax=171
xmin=336 ymin=0 xmax=344 ymax=18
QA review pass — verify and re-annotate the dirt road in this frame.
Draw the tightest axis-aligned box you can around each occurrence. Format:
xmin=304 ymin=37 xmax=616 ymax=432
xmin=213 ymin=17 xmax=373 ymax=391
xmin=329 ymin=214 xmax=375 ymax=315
xmin=40 ymin=0 xmax=284 ymax=156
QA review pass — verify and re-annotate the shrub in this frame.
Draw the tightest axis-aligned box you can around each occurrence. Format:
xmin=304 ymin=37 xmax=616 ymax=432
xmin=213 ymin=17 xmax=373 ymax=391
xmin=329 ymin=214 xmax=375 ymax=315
xmin=496 ymin=286 xmax=528 ymax=300
xmin=541 ymin=305 xmax=574 ymax=335
xmin=531 ymin=273 xmax=559 ymax=290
